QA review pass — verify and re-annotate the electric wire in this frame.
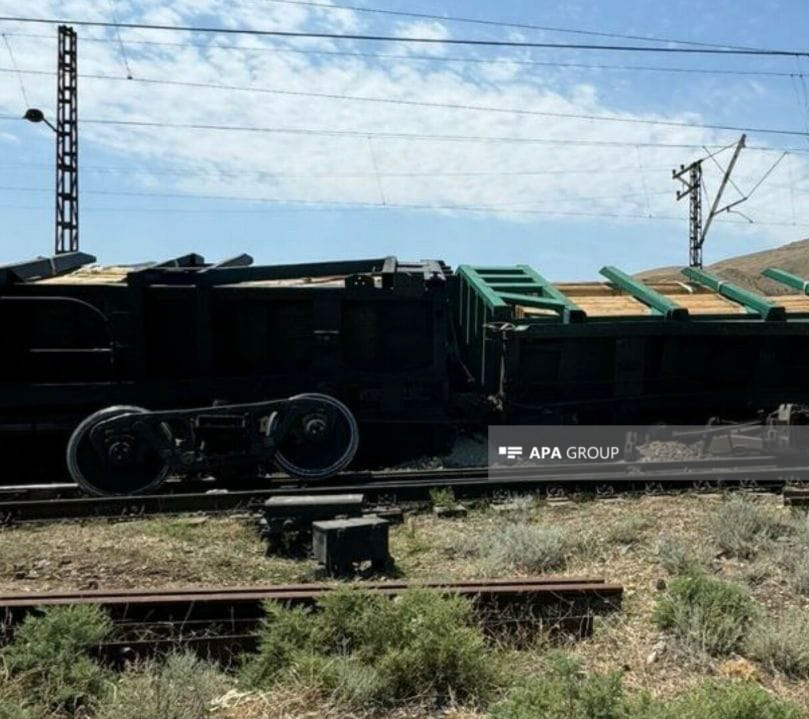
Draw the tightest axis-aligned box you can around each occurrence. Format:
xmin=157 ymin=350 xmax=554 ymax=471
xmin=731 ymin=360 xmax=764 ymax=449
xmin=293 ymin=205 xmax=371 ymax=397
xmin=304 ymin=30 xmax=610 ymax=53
xmin=3 ymin=113 xmax=809 ymax=153
xmin=263 ymin=0 xmax=765 ymax=51
xmin=0 ymin=15 xmax=808 ymax=56
xmin=4 ymin=66 xmax=809 ymax=138
xmin=2 ymin=30 xmax=802 ymax=79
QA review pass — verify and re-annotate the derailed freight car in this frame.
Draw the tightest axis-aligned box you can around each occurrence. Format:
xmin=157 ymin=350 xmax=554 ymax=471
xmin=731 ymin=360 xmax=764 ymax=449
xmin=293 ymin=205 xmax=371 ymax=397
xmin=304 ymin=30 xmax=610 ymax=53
xmin=455 ymin=263 xmax=809 ymax=423
xmin=5 ymin=251 xmax=809 ymax=493
xmin=0 ymin=253 xmax=452 ymax=490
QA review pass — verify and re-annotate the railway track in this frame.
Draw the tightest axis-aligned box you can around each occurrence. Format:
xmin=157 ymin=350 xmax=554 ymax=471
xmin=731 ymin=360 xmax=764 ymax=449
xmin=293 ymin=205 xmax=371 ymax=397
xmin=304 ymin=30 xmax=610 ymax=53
xmin=0 ymin=577 xmax=622 ymax=662
xmin=0 ymin=455 xmax=805 ymax=523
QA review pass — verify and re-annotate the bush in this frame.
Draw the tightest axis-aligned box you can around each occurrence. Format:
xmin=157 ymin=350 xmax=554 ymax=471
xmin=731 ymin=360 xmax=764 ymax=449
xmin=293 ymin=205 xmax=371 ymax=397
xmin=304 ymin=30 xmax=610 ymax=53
xmin=241 ymin=587 xmax=500 ymax=708
xmin=370 ymin=589 xmax=499 ymax=704
xmin=96 ymin=652 xmax=230 ymax=719
xmin=429 ymin=487 xmax=455 ymax=507
xmin=482 ymin=524 xmax=567 ymax=575
xmin=653 ymin=573 xmax=756 ymax=656
xmin=790 ymin=557 xmax=809 ymax=595
xmin=280 ymin=652 xmax=382 ymax=709
xmin=1 ymin=604 xmax=111 ymax=712
xmin=604 ymin=516 xmax=650 ymax=546
xmin=659 ymin=680 xmax=802 ymax=719
xmin=239 ymin=602 xmax=315 ymax=687
xmin=492 ymin=665 xmax=801 ymax=719
xmin=656 ymin=535 xmax=705 ymax=575
xmin=708 ymin=497 xmax=788 ymax=559
xmin=0 ymin=698 xmax=40 ymax=719
xmin=489 ymin=653 xmax=631 ymax=719
xmin=748 ymin=610 xmax=809 ymax=678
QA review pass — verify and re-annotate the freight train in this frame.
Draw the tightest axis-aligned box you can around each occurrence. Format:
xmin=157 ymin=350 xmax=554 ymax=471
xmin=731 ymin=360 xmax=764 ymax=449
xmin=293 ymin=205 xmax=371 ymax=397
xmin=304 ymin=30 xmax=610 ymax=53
xmin=3 ymin=251 xmax=809 ymax=495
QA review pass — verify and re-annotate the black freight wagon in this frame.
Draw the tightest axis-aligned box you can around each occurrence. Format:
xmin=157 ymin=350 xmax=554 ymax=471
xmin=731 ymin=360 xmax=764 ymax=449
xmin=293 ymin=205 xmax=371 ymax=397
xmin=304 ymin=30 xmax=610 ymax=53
xmin=0 ymin=253 xmax=452 ymax=491
xmin=6 ymin=251 xmax=809 ymax=494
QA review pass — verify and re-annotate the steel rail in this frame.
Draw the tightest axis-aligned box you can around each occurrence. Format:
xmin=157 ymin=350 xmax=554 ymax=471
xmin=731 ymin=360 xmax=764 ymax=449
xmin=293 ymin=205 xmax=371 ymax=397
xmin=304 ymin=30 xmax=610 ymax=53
xmin=0 ymin=457 xmax=805 ymax=523
xmin=0 ymin=577 xmax=622 ymax=662
xmin=0 ymin=454 xmax=783 ymax=499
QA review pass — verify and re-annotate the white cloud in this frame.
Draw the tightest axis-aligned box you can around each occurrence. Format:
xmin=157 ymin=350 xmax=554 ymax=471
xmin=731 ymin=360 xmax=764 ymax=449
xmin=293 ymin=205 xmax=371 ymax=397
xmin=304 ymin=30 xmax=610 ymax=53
xmin=0 ymin=0 xmax=806 ymax=247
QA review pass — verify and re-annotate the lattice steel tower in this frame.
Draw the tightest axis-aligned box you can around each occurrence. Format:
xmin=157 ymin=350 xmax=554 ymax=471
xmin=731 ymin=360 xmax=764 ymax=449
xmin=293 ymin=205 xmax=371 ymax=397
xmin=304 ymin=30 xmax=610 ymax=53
xmin=55 ymin=25 xmax=78 ymax=254
xmin=673 ymin=160 xmax=703 ymax=268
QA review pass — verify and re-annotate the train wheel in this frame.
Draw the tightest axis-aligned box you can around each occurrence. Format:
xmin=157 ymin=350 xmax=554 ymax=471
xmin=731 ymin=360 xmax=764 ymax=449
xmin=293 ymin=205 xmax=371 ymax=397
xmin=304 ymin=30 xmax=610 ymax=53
xmin=66 ymin=405 xmax=171 ymax=496
xmin=273 ymin=393 xmax=359 ymax=480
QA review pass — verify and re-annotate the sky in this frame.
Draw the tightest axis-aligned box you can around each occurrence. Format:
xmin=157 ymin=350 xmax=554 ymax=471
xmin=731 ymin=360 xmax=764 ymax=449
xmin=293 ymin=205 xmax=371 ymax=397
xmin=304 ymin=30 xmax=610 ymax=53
xmin=1 ymin=0 xmax=809 ymax=278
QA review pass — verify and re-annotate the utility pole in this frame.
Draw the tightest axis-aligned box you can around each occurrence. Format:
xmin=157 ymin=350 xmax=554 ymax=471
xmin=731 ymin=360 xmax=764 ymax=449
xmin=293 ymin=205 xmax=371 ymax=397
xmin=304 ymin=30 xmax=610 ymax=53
xmin=673 ymin=160 xmax=703 ymax=268
xmin=673 ymin=134 xmax=746 ymax=268
xmin=55 ymin=25 xmax=79 ymax=254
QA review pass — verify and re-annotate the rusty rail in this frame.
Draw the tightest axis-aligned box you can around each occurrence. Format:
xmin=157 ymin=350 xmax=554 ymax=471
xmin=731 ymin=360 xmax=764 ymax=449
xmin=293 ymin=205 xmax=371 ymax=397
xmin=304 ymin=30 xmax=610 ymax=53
xmin=0 ymin=578 xmax=622 ymax=662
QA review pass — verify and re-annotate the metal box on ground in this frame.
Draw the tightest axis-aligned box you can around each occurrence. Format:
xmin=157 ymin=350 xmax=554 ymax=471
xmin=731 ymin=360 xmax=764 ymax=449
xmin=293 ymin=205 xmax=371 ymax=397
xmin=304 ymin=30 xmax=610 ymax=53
xmin=261 ymin=494 xmax=364 ymax=555
xmin=312 ymin=516 xmax=391 ymax=576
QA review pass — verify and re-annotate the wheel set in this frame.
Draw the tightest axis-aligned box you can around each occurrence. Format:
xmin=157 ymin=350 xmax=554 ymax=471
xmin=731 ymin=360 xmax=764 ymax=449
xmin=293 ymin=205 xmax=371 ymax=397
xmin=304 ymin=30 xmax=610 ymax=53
xmin=66 ymin=393 xmax=359 ymax=496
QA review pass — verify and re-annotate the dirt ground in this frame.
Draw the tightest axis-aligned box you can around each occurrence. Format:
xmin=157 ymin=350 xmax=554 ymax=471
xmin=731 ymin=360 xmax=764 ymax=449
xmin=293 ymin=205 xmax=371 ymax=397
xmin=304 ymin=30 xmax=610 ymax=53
xmin=1 ymin=491 xmax=808 ymax=712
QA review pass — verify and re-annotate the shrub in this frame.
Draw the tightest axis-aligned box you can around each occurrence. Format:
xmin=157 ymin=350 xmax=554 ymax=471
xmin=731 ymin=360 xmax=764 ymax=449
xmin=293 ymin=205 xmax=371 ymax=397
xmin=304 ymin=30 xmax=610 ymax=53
xmin=489 ymin=653 xmax=631 ymax=719
xmin=656 ymin=535 xmax=705 ymax=575
xmin=790 ymin=557 xmax=809 ymax=595
xmin=659 ymin=680 xmax=801 ymax=719
xmin=280 ymin=652 xmax=382 ymax=709
xmin=653 ymin=573 xmax=756 ymax=656
xmin=370 ymin=589 xmax=499 ymax=705
xmin=604 ymin=516 xmax=650 ymax=546
xmin=777 ymin=548 xmax=809 ymax=596
xmin=482 ymin=524 xmax=567 ymax=575
xmin=708 ymin=496 xmax=788 ymax=559
xmin=95 ymin=652 xmax=230 ymax=719
xmin=429 ymin=487 xmax=456 ymax=508
xmin=241 ymin=587 xmax=500 ymax=708
xmin=0 ymin=698 xmax=40 ymax=719
xmin=748 ymin=610 xmax=809 ymax=678
xmin=2 ymin=604 xmax=111 ymax=712
xmin=239 ymin=602 xmax=315 ymax=687
xmin=492 ymin=668 xmax=801 ymax=719
xmin=310 ymin=588 xmax=389 ymax=657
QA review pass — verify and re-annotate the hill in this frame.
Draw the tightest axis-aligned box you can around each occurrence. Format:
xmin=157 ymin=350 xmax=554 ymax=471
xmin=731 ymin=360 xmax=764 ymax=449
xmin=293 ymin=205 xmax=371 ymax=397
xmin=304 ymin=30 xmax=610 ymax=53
xmin=637 ymin=238 xmax=809 ymax=295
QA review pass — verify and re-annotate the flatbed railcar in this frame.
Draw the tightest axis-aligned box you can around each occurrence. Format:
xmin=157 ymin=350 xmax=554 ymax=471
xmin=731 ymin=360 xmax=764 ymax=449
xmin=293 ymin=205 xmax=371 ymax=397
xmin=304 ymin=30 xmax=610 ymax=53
xmin=4 ymin=251 xmax=809 ymax=494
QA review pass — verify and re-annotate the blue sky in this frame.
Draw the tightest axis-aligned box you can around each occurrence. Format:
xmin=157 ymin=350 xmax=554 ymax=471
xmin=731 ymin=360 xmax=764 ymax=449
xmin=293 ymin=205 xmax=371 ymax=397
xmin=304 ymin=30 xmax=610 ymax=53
xmin=1 ymin=0 xmax=808 ymax=278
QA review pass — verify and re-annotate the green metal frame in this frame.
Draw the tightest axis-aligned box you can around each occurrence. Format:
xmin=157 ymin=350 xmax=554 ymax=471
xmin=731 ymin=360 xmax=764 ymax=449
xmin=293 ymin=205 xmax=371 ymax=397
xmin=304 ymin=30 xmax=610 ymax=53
xmin=762 ymin=267 xmax=809 ymax=294
xmin=457 ymin=265 xmax=586 ymax=324
xmin=682 ymin=266 xmax=786 ymax=321
xmin=599 ymin=265 xmax=688 ymax=320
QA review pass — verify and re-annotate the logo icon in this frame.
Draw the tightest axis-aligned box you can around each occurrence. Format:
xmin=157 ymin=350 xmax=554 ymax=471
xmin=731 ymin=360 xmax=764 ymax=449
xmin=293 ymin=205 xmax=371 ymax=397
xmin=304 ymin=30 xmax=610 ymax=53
xmin=498 ymin=446 xmax=523 ymax=460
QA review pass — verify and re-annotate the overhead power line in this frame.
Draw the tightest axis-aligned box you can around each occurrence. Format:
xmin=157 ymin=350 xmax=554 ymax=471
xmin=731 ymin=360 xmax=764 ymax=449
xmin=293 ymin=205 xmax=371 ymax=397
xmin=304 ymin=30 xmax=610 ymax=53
xmin=264 ymin=0 xmax=764 ymax=51
xmin=0 ymin=160 xmax=677 ymax=179
xmin=4 ymin=189 xmax=809 ymax=227
xmin=5 ymin=66 xmax=809 ymax=138
xmin=0 ymin=183 xmax=672 ymax=207
xmin=2 ymin=113 xmax=807 ymax=153
xmin=1 ymin=16 xmax=808 ymax=56
xmin=4 ymin=30 xmax=801 ymax=79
